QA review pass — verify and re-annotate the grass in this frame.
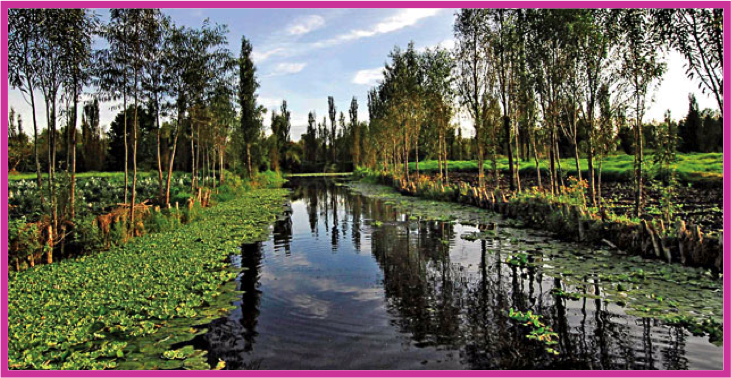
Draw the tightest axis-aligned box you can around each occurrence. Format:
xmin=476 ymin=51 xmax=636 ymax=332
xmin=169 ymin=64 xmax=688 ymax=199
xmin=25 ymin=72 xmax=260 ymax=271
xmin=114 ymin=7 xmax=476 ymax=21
xmin=285 ymin=172 xmax=353 ymax=177
xmin=7 ymin=171 xmax=162 ymax=181
xmin=408 ymin=152 xmax=723 ymax=184
xmin=8 ymin=189 xmax=288 ymax=370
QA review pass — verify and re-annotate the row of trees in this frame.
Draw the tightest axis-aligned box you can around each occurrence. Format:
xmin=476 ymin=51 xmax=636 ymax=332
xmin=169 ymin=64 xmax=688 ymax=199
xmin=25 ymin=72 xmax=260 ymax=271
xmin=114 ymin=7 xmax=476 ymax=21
xmin=355 ymin=8 xmax=721 ymax=218
xmin=8 ymin=8 xmax=264 ymax=253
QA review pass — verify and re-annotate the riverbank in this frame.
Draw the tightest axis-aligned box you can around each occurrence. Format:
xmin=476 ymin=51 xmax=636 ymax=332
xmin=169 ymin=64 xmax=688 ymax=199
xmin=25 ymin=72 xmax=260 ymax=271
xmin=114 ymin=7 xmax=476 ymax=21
xmin=355 ymin=169 xmax=722 ymax=274
xmin=8 ymin=189 xmax=289 ymax=370
xmin=345 ymin=180 xmax=723 ymax=352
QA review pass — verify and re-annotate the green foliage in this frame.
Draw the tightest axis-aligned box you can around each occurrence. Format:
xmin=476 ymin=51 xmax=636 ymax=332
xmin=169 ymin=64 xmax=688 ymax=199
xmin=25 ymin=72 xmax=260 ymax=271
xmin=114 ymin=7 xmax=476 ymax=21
xmin=508 ymin=308 xmax=560 ymax=355
xmin=406 ymin=153 xmax=722 ymax=185
xmin=8 ymin=189 xmax=288 ymax=370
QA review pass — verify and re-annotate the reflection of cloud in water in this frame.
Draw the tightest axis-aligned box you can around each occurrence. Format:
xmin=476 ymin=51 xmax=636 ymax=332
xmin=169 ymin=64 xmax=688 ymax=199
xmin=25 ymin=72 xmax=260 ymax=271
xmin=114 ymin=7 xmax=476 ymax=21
xmin=288 ymin=295 xmax=330 ymax=318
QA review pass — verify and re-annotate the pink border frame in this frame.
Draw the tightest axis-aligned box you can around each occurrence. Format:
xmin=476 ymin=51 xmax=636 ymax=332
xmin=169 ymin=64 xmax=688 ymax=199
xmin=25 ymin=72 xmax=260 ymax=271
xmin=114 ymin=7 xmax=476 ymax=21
xmin=1 ymin=1 xmax=729 ymax=377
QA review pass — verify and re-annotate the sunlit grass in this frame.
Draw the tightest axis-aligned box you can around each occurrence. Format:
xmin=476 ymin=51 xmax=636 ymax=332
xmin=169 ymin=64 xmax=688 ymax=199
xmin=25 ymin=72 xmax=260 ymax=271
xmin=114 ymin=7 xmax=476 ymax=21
xmin=409 ymin=153 xmax=722 ymax=183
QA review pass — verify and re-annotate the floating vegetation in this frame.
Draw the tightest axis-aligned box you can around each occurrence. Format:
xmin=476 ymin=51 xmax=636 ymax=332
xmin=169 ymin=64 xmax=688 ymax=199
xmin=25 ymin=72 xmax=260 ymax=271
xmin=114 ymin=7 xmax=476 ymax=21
xmin=508 ymin=308 xmax=560 ymax=355
xmin=353 ymin=179 xmax=724 ymax=347
xmin=8 ymin=189 xmax=288 ymax=370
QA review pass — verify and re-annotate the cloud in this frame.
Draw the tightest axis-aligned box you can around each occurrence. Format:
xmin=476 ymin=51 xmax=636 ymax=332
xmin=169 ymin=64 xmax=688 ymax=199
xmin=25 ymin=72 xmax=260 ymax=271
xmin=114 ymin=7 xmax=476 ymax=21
xmin=252 ymin=47 xmax=286 ymax=64
xmin=313 ymin=8 xmax=442 ymax=48
xmin=352 ymin=67 xmax=384 ymax=86
xmin=255 ymin=9 xmax=443 ymax=62
xmin=269 ymin=62 xmax=307 ymax=76
xmin=287 ymin=15 xmax=325 ymax=35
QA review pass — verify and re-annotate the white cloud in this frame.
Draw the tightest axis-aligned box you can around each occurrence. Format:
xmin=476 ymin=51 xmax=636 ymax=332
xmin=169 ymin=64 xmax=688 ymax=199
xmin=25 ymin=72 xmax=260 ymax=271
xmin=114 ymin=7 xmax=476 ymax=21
xmin=352 ymin=67 xmax=384 ymax=86
xmin=269 ymin=62 xmax=307 ymax=76
xmin=313 ymin=9 xmax=442 ymax=48
xmin=287 ymin=15 xmax=325 ymax=35
xmin=255 ymin=9 xmax=443 ymax=62
xmin=252 ymin=47 xmax=285 ymax=64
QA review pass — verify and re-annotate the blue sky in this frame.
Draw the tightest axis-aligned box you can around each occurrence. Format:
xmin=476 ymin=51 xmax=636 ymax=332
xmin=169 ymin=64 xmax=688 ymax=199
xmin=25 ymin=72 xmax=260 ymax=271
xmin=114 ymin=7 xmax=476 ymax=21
xmin=7 ymin=8 xmax=717 ymax=140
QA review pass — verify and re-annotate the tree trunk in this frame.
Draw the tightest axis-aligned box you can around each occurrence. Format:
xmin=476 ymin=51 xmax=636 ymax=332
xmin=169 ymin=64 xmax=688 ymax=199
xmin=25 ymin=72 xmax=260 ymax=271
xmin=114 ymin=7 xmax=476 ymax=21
xmin=531 ymin=127 xmax=541 ymax=189
xmin=157 ymin=117 xmax=164 ymax=203
xmin=514 ymin=116 xmax=521 ymax=192
xmin=28 ymin=80 xmax=44 ymax=204
xmin=123 ymin=93 xmax=128 ymax=205
xmin=165 ymin=117 xmax=180 ymax=205
xmin=131 ymin=87 xmax=138 ymax=236
xmin=587 ymin=136 xmax=596 ymax=206
xmin=70 ymin=84 xmax=78 ymax=221
xmin=504 ymin=116 xmax=514 ymax=191
xmin=246 ymin=143 xmax=253 ymax=180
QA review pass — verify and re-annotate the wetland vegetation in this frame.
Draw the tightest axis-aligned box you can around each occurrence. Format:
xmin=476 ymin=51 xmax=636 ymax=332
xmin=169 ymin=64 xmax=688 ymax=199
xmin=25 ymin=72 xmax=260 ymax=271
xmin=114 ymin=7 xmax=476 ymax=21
xmin=6 ymin=6 xmax=724 ymax=371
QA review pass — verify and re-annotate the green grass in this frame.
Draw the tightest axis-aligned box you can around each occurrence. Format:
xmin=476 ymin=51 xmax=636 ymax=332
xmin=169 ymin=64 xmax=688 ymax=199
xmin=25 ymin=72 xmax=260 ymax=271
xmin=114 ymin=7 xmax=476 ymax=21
xmin=408 ymin=153 xmax=723 ymax=184
xmin=285 ymin=172 xmax=353 ymax=177
xmin=7 ymin=171 xmax=164 ymax=181
xmin=8 ymin=189 xmax=288 ymax=370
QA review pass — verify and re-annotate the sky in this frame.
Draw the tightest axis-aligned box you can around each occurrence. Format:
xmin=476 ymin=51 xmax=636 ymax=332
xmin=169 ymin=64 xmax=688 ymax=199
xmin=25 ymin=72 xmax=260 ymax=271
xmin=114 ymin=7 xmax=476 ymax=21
xmin=7 ymin=7 xmax=718 ymax=141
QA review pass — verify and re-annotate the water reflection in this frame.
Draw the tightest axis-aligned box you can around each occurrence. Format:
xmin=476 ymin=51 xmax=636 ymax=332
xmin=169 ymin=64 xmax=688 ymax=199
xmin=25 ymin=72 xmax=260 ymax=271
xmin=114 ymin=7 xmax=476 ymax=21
xmin=198 ymin=178 xmax=721 ymax=370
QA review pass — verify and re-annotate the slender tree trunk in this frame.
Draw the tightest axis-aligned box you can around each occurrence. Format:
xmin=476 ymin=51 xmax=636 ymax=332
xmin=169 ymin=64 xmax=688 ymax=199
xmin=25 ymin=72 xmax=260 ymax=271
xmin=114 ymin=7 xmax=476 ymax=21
xmin=156 ymin=113 xmax=163 ymax=202
xmin=514 ymin=116 xmax=521 ymax=192
xmin=28 ymin=81 xmax=44 ymax=204
xmin=123 ymin=92 xmax=128 ymax=205
xmin=131 ymin=88 xmax=138 ymax=236
xmin=555 ymin=133 xmax=565 ymax=190
xmin=443 ymin=134 xmax=449 ymax=185
xmin=504 ymin=116 xmax=514 ymax=191
xmin=70 ymin=84 xmax=78 ymax=221
xmin=587 ymin=135 xmax=596 ymax=206
xmin=246 ymin=144 xmax=253 ymax=179
xmin=165 ymin=117 xmax=181 ymax=205
xmin=477 ymin=128 xmax=485 ymax=189
xmin=548 ymin=124 xmax=556 ymax=195
xmin=190 ymin=129 xmax=196 ymax=194
xmin=531 ymin=126 xmax=541 ymax=189
xmin=634 ymin=111 xmax=644 ymax=217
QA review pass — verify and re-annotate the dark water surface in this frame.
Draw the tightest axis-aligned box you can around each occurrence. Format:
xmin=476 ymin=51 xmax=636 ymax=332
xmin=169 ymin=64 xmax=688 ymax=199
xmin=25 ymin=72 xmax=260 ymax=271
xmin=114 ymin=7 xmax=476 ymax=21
xmin=193 ymin=178 xmax=723 ymax=370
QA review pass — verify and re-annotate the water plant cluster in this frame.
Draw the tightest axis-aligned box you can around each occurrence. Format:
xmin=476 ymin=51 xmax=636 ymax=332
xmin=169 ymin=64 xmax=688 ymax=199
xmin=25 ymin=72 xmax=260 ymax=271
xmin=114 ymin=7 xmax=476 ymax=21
xmin=508 ymin=309 xmax=560 ymax=355
xmin=349 ymin=178 xmax=723 ymax=348
xmin=8 ymin=189 xmax=288 ymax=370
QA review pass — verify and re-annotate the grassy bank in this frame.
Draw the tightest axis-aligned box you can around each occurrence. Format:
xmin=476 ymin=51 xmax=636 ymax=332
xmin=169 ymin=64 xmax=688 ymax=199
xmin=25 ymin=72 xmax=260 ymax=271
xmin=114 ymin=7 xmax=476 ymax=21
xmin=409 ymin=152 xmax=723 ymax=184
xmin=356 ymin=168 xmax=722 ymax=272
xmin=8 ymin=188 xmax=289 ymax=370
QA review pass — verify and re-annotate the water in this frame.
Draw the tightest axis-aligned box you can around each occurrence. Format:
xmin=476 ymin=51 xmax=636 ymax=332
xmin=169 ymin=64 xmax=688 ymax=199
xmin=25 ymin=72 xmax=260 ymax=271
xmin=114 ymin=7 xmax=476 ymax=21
xmin=192 ymin=178 xmax=723 ymax=370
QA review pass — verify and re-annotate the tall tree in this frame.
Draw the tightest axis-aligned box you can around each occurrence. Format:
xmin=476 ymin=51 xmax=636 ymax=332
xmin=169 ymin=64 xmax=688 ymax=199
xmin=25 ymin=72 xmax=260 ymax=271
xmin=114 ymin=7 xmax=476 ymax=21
xmin=349 ymin=97 xmax=360 ymax=167
xmin=653 ymin=9 xmax=723 ymax=115
xmin=328 ymin=96 xmax=337 ymax=164
xmin=60 ymin=9 xmax=96 ymax=222
xmin=617 ymin=9 xmax=666 ymax=217
xmin=454 ymin=9 xmax=489 ymax=188
xmin=238 ymin=36 xmax=261 ymax=179
xmin=8 ymin=9 xmax=44 ymax=202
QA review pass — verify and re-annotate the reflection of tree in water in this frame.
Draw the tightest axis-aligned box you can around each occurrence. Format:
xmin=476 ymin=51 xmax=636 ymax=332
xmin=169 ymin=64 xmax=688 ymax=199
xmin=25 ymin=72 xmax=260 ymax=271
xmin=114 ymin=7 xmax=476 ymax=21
xmin=364 ymin=198 xmax=694 ymax=369
xmin=191 ymin=242 xmax=265 ymax=370
xmin=194 ymin=179 xmax=696 ymax=370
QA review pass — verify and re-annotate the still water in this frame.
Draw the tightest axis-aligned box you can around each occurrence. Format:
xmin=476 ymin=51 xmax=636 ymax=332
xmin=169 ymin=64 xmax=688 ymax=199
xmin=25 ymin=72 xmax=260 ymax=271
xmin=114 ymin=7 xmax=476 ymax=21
xmin=193 ymin=178 xmax=723 ymax=370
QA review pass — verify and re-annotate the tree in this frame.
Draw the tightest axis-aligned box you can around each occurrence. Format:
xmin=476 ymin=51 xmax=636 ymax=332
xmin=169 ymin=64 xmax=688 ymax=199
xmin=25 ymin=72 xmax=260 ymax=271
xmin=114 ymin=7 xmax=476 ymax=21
xmin=653 ymin=9 xmax=723 ymax=115
xmin=304 ymin=111 xmax=318 ymax=163
xmin=81 ymin=99 xmax=103 ymax=171
xmin=328 ymin=96 xmax=337 ymax=164
xmin=487 ymin=8 xmax=518 ymax=191
xmin=59 ymin=9 xmax=96 ymax=222
xmin=238 ymin=36 xmax=261 ymax=179
xmin=349 ymin=97 xmax=360 ymax=167
xmin=617 ymin=9 xmax=666 ymax=217
xmin=454 ymin=9 xmax=489 ymax=188
xmin=422 ymin=46 xmax=455 ymax=184
xmin=8 ymin=9 xmax=44 ymax=201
